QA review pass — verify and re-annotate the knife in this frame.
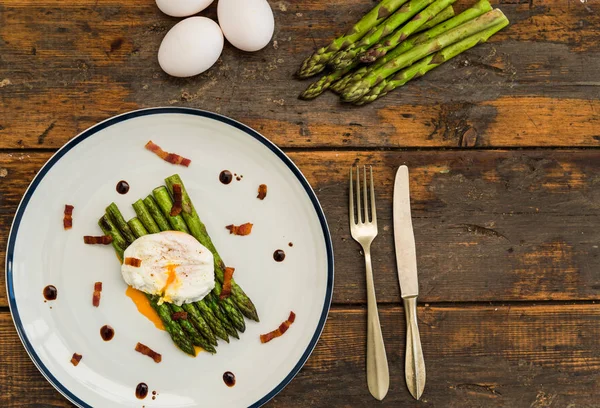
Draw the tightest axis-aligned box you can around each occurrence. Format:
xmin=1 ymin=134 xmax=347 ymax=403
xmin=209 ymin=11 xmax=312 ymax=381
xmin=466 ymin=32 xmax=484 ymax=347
xmin=393 ymin=165 xmax=426 ymax=400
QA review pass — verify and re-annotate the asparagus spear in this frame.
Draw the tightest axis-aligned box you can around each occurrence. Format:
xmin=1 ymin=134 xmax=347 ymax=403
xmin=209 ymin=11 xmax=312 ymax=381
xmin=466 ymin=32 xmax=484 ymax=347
xmin=99 ymin=215 xmax=128 ymax=253
xmin=329 ymin=0 xmax=436 ymax=70
xmin=195 ymin=300 xmax=230 ymax=343
xmin=332 ymin=0 xmax=491 ymax=93
xmin=205 ymin=292 xmax=239 ymax=339
xmin=413 ymin=5 xmax=454 ymax=33
xmin=152 ymin=186 xmax=190 ymax=233
xmin=143 ymin=195 xmax=171 ymax=232
xmin=148 ymin=295 xmax=197 ymax=356
xmin=357 ymin=0 xmax=457 ymax=63
xmin=361 ymin=0 xmax=491 ymax=63
xmin=170 ymin=303 xmax=217 ymax=353
xmin=296 ymin=0 xmax=409 ymax=78
xmin=127 ymin=217 xmax=148 ymax=239
xmin=341 ymin=9 xmax=507 ymax=102
xmin=213 ymin=279 xmax=246 ymax=332
xmin=164 ymin=174 xmax=259 ymax=322
xmin=106 ymin=203 xmax=136 ymax=244
xmin=132 ymin=199 xmax=161 ymax=234
xmin=182 ymin=303 xmax=218 ymax=346
xmin=355 ymin=20 xmax=508 ymax=105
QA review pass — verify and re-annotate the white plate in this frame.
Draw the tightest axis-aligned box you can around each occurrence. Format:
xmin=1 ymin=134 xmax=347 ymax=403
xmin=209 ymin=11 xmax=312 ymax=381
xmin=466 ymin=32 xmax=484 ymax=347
xmin=6 ymin=108 xmax=334 ymax=407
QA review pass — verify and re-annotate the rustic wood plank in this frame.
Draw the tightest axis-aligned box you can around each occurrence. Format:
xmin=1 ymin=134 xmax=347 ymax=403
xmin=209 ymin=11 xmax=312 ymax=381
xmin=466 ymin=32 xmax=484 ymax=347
xmin=2 ymin=304 xmax=600 ymax=407
xmin=1 ymin=0 xmax=600 ymax=149
xmin=2 ymin=150 xmax=600 ymax=307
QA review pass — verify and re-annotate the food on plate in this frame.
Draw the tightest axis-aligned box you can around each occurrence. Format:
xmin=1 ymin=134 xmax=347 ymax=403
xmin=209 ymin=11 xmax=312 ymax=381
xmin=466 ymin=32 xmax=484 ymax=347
xmin=70 ymin=353 xmax=82 ymax=366
xmin=92 ymin=282 xmax=102 ymax=307
xmin=217 ymin=0 xmax=274 ymax=52
xmin=121 ymin=232 xmax=215 ymax=306
xmin=100 ymin=325 xmax=115 ymax=341
xmin=273 ymin=249 xmax=286 ymax=262
xmin=223 ymin=371 xmax=236 ymax=387
xmin=298 ymin=0 xmax=509 ymax=104
xmin=95 ymin=174 xmax=259 ymax=356
xmin=43 ymin=285 xmax=57 ymax=301
xmin=257 ymin=184 xmax=267 ymax=200
xmin=135 ymin=382 xmax=149 ymax=400
xmin=225 ymin=223 xmax=253 ymax=236
xmin=63 ymin=204 xmax=74 ymax=230
xmin=260 ymin=311 xmax=296 ymax=343
xmin=135 ymin=342 xmax=162 ymax=363
xmin=83 ymin=235 xmax=113 ymax=245
xmin=156 ymin=0 xmax=214 ymax=17
xmin=157 ymin=17 xmax=224 ymax=78
xmin=116 ymin=180 xmax=130 ymax=195
xmin=219 ymin=267 xmax=235 ymax=300
xmin=145 ymin=141 xmax=192 ymax=167
xmin=288 ymin=242 xmax=294 ymax=247
xmin=170 ymin=184 xmax=183 ymax=216
xmin=219 ymin=170 xmax=233 ymax=185
xmin=107 ymin=202 xmax=136 ymax=243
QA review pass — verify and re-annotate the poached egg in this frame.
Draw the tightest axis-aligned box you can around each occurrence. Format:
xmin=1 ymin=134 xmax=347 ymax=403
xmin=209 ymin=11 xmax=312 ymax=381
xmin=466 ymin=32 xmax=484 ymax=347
xmin=121 ymin=231 xmax=215 ymax=306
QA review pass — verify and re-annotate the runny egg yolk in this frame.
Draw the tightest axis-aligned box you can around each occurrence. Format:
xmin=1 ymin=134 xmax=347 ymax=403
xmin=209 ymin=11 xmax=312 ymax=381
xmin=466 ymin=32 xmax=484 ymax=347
xmin=159 ymin=264 xmax=180 ymax=304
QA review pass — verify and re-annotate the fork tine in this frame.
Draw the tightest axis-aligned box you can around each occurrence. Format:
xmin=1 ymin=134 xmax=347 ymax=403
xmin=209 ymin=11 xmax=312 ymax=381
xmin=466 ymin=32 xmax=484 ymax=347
xmin=369 ymin=166 xmax=377 ymax=223
xmin=363 ymin=166 xmax=369 ymax=223
xmin=349 ymin=167 xmax=354 ymax=225
xmin=355 ymin=166 xmax=362 ymax=223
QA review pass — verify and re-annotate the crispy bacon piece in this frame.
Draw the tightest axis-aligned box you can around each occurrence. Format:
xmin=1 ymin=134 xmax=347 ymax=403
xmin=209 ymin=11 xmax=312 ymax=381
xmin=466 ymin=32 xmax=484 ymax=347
xmin=92 ymin=281 xmax=102 ymax=307
xmin=135 ymin=342 xmax=162 ymax=363
xmin=257 ymin=184 xmax=267 ymax=200
xmin=63 ymin=205 xmax=74 ymax=230
xmin=83 ymin=235 xmax=113 ymax=245
xmin=145 ymin=140 xmax=191 ymax=167
xmin=124 ymin=257 xmax=142 ymax=267
xmin=219 ymin=267 xmax=235 ymax=300
xmin=70 ymin=353 xmax=82 ymax=366
xmin=170 ymin=184 xmax=183 ymax=216
xmin=260 ymin=311 xmax=296 ymax=344
xmin=226 ymin=223 xmax=253 ymax=236
xmin=171 ymin=311 xmax=188 ymax=321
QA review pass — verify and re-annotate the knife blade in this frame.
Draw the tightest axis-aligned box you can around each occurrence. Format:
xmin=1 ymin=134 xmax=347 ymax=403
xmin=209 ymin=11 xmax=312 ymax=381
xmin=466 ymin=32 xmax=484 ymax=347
xmin=393 ymin=165 xmax=418 ymax=298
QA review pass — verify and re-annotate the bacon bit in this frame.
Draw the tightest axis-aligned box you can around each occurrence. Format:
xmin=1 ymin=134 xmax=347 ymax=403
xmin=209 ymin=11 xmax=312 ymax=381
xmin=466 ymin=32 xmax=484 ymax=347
xmin=83 ymin=235 xmax=113 ymax=245
xmin=94 ymin=282 xmax=103 ymax=292
xmin=257 ymin=184 xmax=267 ymax=200
xmin=171 ymin=311 xmax=188 ymax=321
xmin=92 ymin=291 xmax=101 ymax=307
xmin=170 ymin=184 xmax=183 ymax=216
xmin=225 ymin=223 xmax=253 ymax=236
xmin=125 ymin=257 xmax=142 ymax=267
xmin=70 ymin=353 xmax=82 ymax=366
xmin=63 ymin=205 xmax=74 ymax=230
xmin=260 ymin=311 xmax=296 ymax=344
xmin=135 ymin=342 xmax=162 ymax=363
xmin=219 ymin=267 xmax=235 ymax=300
xmin=145 ymin=140 xmax=191 ymax=167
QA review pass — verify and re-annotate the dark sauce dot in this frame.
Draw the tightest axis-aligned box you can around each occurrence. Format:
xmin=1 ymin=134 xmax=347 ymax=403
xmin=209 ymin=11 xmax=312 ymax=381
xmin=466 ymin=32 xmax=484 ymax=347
xmin=135 ymin=383 xmax=148 ymax=399
xmin=219 ymin=170 xmax=233 ymax=185
xmin=273 ymin=249 xmax=286 ymax=262
xmin=116 ymin=180 xmax=130 ymax=194
xmin=100 ymin=325 xmax=114 ymax=341
xmin=288 ymin=242 xmax=293 ymax=247
xmin=223 ymin=371 xmax=236 ymax=387
xmin=43 ymin=285 xmax=57 ymax=301
xmin=236 ymin=176 xmax=241 ymax=181
xmin=152 ymin=396 xmax=156 ymax=400
xmin=152 ymin=391 xmax=156 ymax=395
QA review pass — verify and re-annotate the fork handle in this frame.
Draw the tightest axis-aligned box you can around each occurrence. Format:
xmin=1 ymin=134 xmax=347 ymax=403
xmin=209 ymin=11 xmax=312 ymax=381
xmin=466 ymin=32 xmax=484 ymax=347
xmin=365 ymin=252 xmax=390 ymax=400
xmin=403 ymin=296 xmax=426 ymax=400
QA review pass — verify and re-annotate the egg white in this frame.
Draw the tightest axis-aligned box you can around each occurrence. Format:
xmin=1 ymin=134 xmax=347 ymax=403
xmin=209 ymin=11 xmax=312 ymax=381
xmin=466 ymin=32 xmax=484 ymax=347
xmin=121 ymin=231 xmax=215 ymax=306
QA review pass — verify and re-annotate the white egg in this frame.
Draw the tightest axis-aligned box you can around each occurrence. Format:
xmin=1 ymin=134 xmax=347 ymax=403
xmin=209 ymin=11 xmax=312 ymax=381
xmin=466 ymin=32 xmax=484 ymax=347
xmin=121 ymin=231 xmax=215 ymax=306
xmin=218 ymin=0 xmax=274 ymax=52
xmin=156 ymin=0 xmax=214 ymax=17
xmin=158 ymin=17 xmax=223 ymax=78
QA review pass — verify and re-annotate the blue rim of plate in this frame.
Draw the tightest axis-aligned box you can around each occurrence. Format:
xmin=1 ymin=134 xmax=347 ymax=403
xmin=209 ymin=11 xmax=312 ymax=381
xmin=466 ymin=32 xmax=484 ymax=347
xmin=5 ymin=107 xmax=334 ymax=408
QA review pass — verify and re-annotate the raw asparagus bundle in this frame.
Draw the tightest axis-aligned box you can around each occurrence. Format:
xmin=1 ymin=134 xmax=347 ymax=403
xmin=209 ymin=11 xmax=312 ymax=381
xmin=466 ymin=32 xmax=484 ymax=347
xmin=341 ymin=9 xmax=508 ymax=102
xmin=296 ymin=0 xmax=409 ymax=78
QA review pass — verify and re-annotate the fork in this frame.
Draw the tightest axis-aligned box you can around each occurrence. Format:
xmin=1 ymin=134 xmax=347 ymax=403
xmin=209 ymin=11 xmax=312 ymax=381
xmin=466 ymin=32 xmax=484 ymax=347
xmin=349 ymin=166 xmax=390 ymax=401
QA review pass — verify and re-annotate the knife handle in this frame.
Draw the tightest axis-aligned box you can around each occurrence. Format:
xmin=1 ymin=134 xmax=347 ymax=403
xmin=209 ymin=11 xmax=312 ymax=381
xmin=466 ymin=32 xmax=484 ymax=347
xmin=403 ymin=296 xmax=425 ymax=400
xmin=365 ymin=252 xmax=390 ymax=400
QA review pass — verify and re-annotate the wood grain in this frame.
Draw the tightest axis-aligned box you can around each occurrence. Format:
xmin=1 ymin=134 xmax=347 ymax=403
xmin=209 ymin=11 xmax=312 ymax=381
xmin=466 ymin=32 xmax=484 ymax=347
xmin=2 ymin=304 xmax=600 ymax=407
xmin=2 ymin=150 xmax=600 ymax=307
xmin=1 ymin=1 xmax=600 ymax=149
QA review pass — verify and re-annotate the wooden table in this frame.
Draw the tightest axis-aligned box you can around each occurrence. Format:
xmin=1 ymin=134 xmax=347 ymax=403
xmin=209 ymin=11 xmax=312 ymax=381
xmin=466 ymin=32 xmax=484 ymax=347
xmin=2 ymin=0 xmax=600 ymax=406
